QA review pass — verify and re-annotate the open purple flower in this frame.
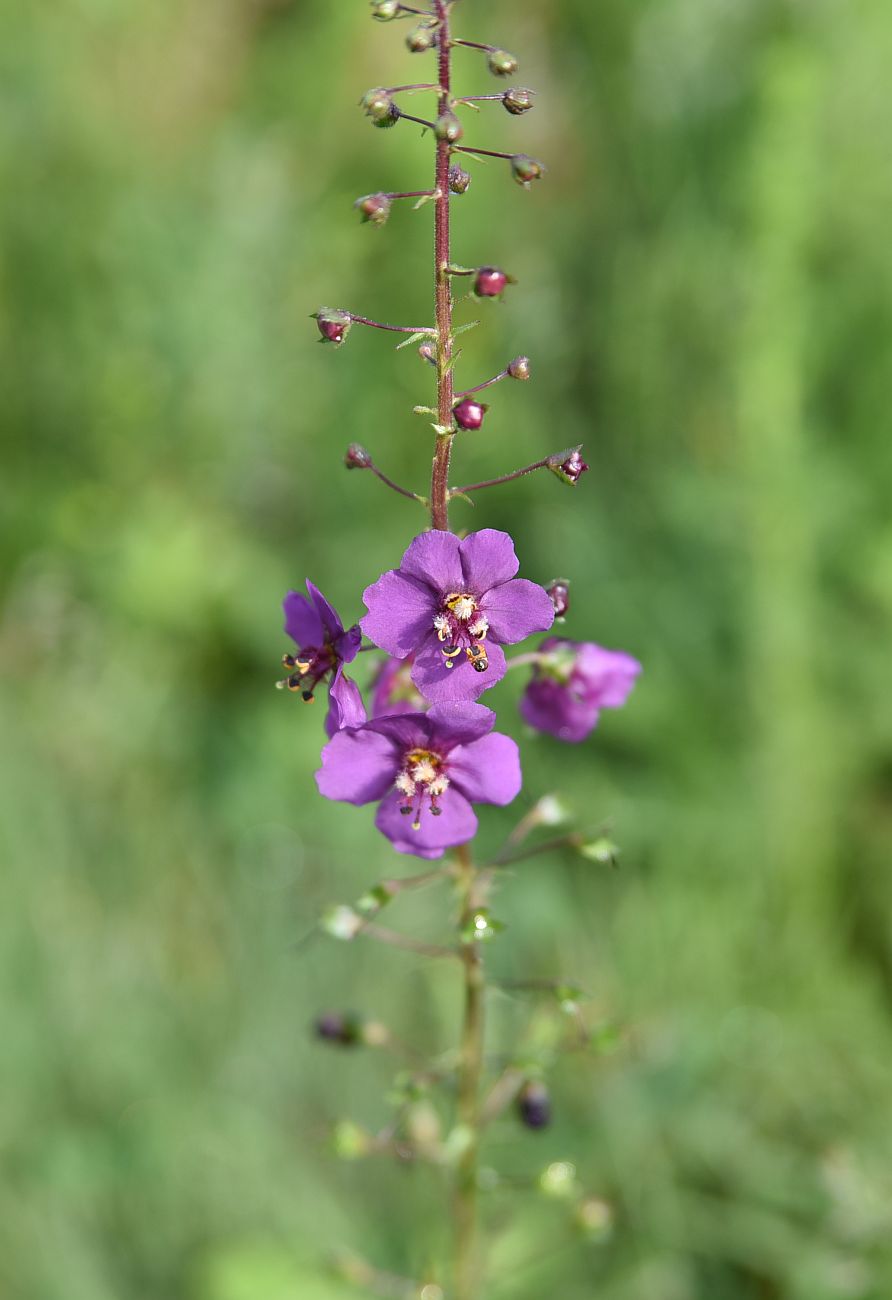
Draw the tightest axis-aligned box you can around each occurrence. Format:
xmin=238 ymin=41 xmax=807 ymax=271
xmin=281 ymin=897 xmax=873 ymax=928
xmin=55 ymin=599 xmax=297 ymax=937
xmin=361 ymin=529 xmax=554 ymax=704
xmin=316 ymin=702 xmax=521 ymax=859
xmin=520 ymin=638 xmax=641 ymax=743
xmin=282 ymin=581 xmax=365 ymax=737
xmin=371 ymin=654 xmax=427 ymax=718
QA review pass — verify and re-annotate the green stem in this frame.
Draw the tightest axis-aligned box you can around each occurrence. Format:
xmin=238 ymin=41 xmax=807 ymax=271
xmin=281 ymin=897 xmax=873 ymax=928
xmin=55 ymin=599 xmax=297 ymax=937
xmin=454 ymin=842 xmax=485 ymax=1300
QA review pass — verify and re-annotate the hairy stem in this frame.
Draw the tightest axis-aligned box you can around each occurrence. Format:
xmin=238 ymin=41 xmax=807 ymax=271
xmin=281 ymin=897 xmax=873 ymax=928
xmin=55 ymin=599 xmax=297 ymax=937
xmin=430 ymin=0 xmax=454 ymax=532
xmin=450 ymin=457 xmax=551 ymax=495
xmin=454 ymin=842 xmax=485 ymax=1300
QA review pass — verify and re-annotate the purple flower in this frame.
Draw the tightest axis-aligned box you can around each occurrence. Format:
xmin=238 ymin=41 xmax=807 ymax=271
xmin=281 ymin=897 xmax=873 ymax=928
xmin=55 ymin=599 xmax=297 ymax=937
xmin=361 ymin=529 xmax=554 ymax=704
xmin=282 ymin=581 xmax=365 ymax=738
xmin=520 ymin=638 xmax=641 ymax=743
xmin=371 ymin=654 xmax=427 ymax=717
xmin=316 ymin=702 xmax=521 ymax=859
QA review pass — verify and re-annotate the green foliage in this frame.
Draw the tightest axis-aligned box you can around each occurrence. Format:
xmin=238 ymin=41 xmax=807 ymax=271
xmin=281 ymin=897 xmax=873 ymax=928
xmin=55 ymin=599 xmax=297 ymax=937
xmin=2 ymin=0 xmax=892 ymax=1296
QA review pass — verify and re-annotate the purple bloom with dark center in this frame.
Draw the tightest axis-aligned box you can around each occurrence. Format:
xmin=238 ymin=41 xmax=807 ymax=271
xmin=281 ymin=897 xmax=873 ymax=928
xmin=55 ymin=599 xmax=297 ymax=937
xmin=316 ymin=702 xmax=521 ymax=859
xmin=371 ymin=654 xmax=427 ymax=718
xmin=361 ymin=529 xmax=554 ymax=704
xmin=282 ymin=581 xmax=365 ymax=738
xmin=520 ymin=638 xmax=641 ymax=743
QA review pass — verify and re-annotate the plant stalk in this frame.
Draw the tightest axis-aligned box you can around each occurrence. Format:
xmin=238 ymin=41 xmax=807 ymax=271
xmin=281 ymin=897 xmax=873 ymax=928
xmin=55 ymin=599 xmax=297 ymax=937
xmin=454 ymin=842 xmax=485 ymax=1300
xmin=430 ymin=0 xmax=454 ymax=532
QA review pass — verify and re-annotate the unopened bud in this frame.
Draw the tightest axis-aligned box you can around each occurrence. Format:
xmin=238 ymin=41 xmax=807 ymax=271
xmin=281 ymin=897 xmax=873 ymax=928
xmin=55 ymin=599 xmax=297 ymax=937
xmin=503 ymin=87 xmax=535 ymax=115
xmin=546 ymin=578 xmax=570 ymax=618
xmin=518 ymin=1080 xmax=551 ymax=1130
xmin=361 ymin=88 xmax=400 ymax=128
xmin=321 ymin=903 xmax=363 ymax=939
xmin=355 ymin=192 xmax=391 ymax=226
xmin=315 ymin=308 xmax=352 ymax=346
xmin=488 ymin=48 xmax=519 ymax=77
xmin=507 ymin=354 xmax=531 ymax=381
xmin=406 ymin=22 xmax=437 ymax=53
xmin=435 ymin=110 xmax=463 ymax=143
xmin=510 ymin=154 xmax=545 ymax=187
xmin=548 ymin=447 xmax=589 ymax=485
xmin=448 ymin=164 xmax=472 ymax=195
xmin=370 ymin=0 xmax=400 ymax=19
xmin=345 ymin=443 xmax=373 ymax=469
xmin=474 ymin=266 xmax=509 ymax=298
xmin=418 ymin=342 xmax=437 ymax=366
xmin=314 ymin=1011 xmax=363 ymax=1046
xmin=453 ymin=398 xmax=488 ymax=431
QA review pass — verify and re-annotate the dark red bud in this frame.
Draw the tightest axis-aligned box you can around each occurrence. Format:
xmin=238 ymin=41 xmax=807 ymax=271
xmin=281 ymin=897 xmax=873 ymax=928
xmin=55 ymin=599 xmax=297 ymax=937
xmin=517 ymin=1081 xmax=551 ymax=1129
xmin=448 ymin=164 xmax=472 ymax=195
xmin=345 ymin=443 xmax=373 ymax=469
xmin=507 ymin=354 xmax=531 ymax=380
xmin=453 ymin=398 xmax=488 ymax=431
xmin=474 ymin=266 xmax=509 ymax=298
xmin=503 ymin=87 xmax=535 ymax=115
xmin=315 ymin=308 xmax=352 ymax=346
xmin=548 ymin=447 xmax=589 ymax=485
xmin=546 ymin=579 xmax=571 ymax=619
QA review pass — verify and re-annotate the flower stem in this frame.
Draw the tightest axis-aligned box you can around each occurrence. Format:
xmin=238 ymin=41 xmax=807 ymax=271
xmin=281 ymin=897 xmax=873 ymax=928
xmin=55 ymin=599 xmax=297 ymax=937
xmin=347 ymin=313 xmax=434 ymax=334
xmin=453 ymin=145 xmax=515 ymax=161
xmin=364 ymin=456 xmax=426 ymax=503
xmin=454 ymin=842 xmax=485 ymax=1300
xmin=450 ymin=458 xmax=551 ymax=495
xmin=453 ymin=369 xmax=509 ymax=399
xmin=430 ymin=0 xmax=455 ymax=532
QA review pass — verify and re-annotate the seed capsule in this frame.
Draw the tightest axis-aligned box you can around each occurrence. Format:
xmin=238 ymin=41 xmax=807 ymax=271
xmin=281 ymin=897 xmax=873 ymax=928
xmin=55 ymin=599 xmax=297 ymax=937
xmin=406 ymin=23 xmax=437 ymax=53
xmin=370 ymin=0 xmax=400 ymax=19
xmin=344 ymin=443 xmax=373 ymax=469
xmin=510 ymin=154 xmax=545 ymax=187
xmin=448 ymin=164 xmax=472 ymax=195
xmin=507 ymin=355 xmax=531 ymax=381
xmin=435 ymin=110 xmax=463 ymax=143
xmin=487 ymin=48 xmax=519 ymax=77
xmin=546 ymin=579 xmax=571 ymax=619
xmin=355 ymin=192 xmax=391 ymax=226
xmin=503 ymin=87 xmax=535 ymax=115
xmin=474 ymin=266 xmax=508 ymax=298
xmin=315 ymin=308 xmax=352 ymax=346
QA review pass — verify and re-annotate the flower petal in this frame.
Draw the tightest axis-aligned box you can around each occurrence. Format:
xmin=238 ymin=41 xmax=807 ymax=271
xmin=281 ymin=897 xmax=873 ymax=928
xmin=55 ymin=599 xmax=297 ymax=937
xmin=426 ymin=701 xmax=496 ymax=752
xmin=283 ymin=589 xmax=324 ymax=648
xmin=480 ymin=578 xmax=555 ymax=644
xmin=411 ymin=638 xmax=506 ymax=704
xmin=364 ymin=712 xmax=432 ymax=751
xmin=307 ymin=579 xmax=345 ymax=643
xmin=325 ymin=667 xmax=367 ymax=739
xmin=361 ymin=571 xmax=436 ymax=657
xmin=575 ymin=645 xmax=642 ymax=708
xmin=520 ymin=678 xmax=598 ymax=743
xmin=334 ymin=623 xmax=362 ymax=665
xmin=459 ymin=529 xmax=519 ymax=594
xmin=400 ymin=531 xmax=463 ymax=593
xmin=448 ymin=732 xmax=522 ymax=805
xmin=375 ymin=787 xmax=477 ymax=857
xmin=316 ymin=726 xmax=398 ymax=804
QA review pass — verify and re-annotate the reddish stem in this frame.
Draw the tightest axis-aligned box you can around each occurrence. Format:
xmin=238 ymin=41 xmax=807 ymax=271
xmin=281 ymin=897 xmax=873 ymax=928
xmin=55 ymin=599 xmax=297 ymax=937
xmin=430 ymin=0 xmax=454 ymax=532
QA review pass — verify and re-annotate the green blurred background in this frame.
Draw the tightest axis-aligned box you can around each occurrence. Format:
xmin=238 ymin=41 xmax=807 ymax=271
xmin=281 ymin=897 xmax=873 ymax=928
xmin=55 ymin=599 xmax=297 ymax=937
xmin=3 ymin=0 xmax=892 ymax=1296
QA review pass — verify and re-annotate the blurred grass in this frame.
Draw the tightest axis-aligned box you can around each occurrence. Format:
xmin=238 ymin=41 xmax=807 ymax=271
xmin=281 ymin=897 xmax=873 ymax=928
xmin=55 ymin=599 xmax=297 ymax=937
xmin=2 ymin=0 xmax=892 ymax=1297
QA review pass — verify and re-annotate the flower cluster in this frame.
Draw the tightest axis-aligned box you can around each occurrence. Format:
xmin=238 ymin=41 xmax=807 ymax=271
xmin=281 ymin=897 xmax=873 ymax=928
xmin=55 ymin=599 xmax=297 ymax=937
xmin=280 ymin=534 xmax=639 ymax=857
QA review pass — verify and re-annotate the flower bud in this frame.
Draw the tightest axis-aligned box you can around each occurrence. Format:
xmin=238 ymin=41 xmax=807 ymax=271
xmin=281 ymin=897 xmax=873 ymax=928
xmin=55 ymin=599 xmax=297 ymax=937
xmin=487 ymin=48 xmax=519 ymax=77
xmin=406 ymin=22 xmax=437 ymax=53
xmin=370 ymin=0 xmax=400 ymax=19
xmin=510 ymin=154 xmax=545 ymax=187
xmin=355 ymin=192 xmax=391 ymax=226
xmin=314 ymin=1011 xmax=363 ymax=1046
xmin=546 ymin=578 xmax=570 ymax=618
xmin=344 ymin=442 xmax=373 ymax=469
xmin=518 ymin=1080 xmax=551 ymax=1130
xmin=361 ymin=88 xmax=400 ymax=128
xmin=503 ymin=87 xmax=535 ymax=115
xmin=507 ymin=354 xmax=531 ymax=381
xmin=548 ymin=447 xmax=589 ymax=485
xmin=315 ymin=308 xmax=352 ymax=346
xmin=418 ymin=342 xmax=437 ymax=366
xmin=453 ymin=398 xmax=488 ymax=431
xmin=448 ymin=164 xmax=472 ymax=195
xmin=435 ymin=110 xmax=463 ymax=143
xmin=474 ymin=266 xmax=508 ymax=298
